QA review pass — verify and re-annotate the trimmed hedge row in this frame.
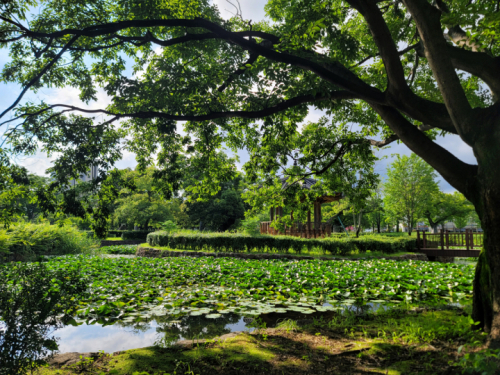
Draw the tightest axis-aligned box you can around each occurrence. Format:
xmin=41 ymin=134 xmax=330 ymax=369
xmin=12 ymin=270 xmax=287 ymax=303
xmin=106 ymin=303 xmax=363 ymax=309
xmin=120 ymin=230 xmax=151 ymax=240
xmin=85 ymin=230 xmax=153 ymax=240
xmin=147 ymin=231 xmax=416 ymax=256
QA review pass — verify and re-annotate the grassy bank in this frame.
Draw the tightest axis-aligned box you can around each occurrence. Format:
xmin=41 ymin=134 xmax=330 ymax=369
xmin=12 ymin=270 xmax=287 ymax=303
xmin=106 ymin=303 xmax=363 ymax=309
xmin=38 ymin=307 xmax=498 ymax=375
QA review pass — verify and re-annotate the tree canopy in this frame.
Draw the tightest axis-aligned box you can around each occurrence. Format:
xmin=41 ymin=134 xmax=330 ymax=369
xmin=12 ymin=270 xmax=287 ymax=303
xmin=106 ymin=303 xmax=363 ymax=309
xmin=1 ymin=0 xmax=500 ymax=343
xmin=384 ymin=153 xmax=438 ymax=235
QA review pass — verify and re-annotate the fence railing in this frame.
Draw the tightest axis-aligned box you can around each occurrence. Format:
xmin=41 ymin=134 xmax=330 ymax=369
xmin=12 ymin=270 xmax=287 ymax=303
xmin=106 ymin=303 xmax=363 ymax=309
xmin=260 ymin=221 xmax=332 ymax=239
xmin=417 ymin=229 xmax=483 ymax=251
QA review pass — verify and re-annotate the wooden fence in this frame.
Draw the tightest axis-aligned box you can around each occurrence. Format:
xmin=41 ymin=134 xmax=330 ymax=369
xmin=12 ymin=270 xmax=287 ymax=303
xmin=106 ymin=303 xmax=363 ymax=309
xmin=416 ymin=229 xmax=482 ymax=257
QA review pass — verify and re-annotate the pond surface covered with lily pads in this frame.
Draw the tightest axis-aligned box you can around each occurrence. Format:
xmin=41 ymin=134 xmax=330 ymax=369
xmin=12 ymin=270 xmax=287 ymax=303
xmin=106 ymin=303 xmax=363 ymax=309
xmin=7 ymin=255 xmax=476 ymax=352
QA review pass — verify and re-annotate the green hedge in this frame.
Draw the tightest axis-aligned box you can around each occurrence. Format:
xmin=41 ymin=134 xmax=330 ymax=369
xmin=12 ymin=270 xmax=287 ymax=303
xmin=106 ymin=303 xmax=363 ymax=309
xmin=146 ymin=231 xmax=416 ymax=256
xmin=121 ymin=230 xmax=152 ymax=241
xmin=1 ymin=223 xmax=99 ymax=260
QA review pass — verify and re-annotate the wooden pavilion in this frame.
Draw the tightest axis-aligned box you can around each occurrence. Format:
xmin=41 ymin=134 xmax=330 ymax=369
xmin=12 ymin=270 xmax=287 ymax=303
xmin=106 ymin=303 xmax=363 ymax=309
xmin=259 ymin=178 xmax=342 ymax=238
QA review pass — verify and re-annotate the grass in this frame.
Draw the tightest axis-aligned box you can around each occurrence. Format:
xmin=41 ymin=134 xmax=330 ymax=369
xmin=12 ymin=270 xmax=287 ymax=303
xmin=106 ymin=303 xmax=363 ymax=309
xmin=104 ymin=237 xmax=123 ymax=241
xmin=36 ymin=306 xmax=497 ymax=375
xmin=139 ymin=242 xmax=417 ymax=260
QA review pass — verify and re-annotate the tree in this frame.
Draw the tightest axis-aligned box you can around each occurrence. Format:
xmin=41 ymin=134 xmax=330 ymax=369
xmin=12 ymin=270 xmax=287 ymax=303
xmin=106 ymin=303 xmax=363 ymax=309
xmin=384 ymin=154 xmax=439 ymax=235
xmin=181 ymin=174 xmax=246 ymax=231
xmin=424 ymin=191 xmax=474 ymax=233
xmin=365 ymin=184 xmax=385 ymax=233
xmin=113 ymin=168 xmax=175 ymax=229
xmin=1 ymin=0 xmax=500 ymax=343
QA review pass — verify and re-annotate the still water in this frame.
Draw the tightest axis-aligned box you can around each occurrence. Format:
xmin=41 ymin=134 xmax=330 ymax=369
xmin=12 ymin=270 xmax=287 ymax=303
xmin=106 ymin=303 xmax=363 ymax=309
xmin=54 ymin=313 xmax=254 ymax=353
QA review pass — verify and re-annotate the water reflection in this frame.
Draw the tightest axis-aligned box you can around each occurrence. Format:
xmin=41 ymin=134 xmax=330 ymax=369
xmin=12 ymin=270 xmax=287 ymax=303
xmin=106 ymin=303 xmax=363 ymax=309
xmin=55 ymin=313 xmax=253 ymax=353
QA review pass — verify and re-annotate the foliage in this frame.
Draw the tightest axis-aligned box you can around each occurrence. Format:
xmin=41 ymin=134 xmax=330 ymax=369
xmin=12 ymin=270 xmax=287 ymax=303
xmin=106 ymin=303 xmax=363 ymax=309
xmin=424 ymin=191 xmax=475 ymax=232
xmin=0 ymin=222 xmax=98 ymax=260
xmin=384 ymin=154 xmax=439 ymax=235
xmin=112 ymin=168 xmax=175 ymax=230
xmin=160 ymin=220 xmax=178 ymax=232
xmin=121 ymin=230 xmax=151 ymax=241
xmin=0 ymin=262 xmax=87 ymax=375
xmin=239 ymin=216 xmax=263 ymax=236
xmin=0 ymin=150 xmax=30 ymax=228
xmin=99 ymin=245 xmax=137 ymax=254
xmin=147 ymin=230 xmax=415 ymax=255
xmin=181 ymin=171 xmax=247 ymax=231
xmin=26 ymin=255 xmax=475 ymax=325
xmin=458 ymin=347 xmax=500 ymax=375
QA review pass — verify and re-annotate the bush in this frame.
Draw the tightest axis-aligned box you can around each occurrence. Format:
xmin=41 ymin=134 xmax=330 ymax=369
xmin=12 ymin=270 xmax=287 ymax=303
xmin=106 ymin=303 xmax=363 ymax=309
xmin=121 ymin=230 xmax=152 ymax=241
xmin=146 ymin=231 xmax=416 ymax=255
xmin=160 ymin=220 xmax=178 ymax=232
xmin=0 ymin=262 xmax=87 ymax=374
xmin=100 ymin=245 xmax=137 ymax=254
xmin=1 ymin=223 xmax=99 ymax=260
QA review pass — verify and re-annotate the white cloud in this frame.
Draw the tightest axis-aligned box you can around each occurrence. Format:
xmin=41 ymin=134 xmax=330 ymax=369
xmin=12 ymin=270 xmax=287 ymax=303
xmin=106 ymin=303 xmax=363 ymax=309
xmin=55 ymin=323 xmax=159 ymax=353
xmin=212 ymin=0 xmax=269 ymax=22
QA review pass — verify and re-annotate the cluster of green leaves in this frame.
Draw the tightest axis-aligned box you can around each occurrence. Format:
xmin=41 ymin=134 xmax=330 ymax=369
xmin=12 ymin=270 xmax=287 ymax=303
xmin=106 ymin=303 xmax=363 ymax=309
xmin=458 ymin=346 xmax=500 ymax=375
xmin=0 ymin=222 xmax=98 ymax=261
xmin=21 ymin=256 xmax=474 ymax=325
xmin=147 ymin=230 xmax=415 ymax=255
xmin=0 ymin=262 xmax=87 ymax=375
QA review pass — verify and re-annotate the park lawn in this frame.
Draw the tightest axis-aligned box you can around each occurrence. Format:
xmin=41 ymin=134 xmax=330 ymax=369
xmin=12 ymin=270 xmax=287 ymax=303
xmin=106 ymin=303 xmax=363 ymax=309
xmin=138 ymin=242 xmax=416 ymax=260
xmin=37 ymin=308 xmax=489 ymax=375
xmin=104 ymin=237 xmax=123 ymax=241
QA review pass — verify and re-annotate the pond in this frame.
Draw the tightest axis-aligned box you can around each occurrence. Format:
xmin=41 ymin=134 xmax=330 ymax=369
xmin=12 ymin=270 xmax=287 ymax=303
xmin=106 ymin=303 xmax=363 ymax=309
xmin=1 ymin=254 xmax=475 ymax=354
xmin=52 ymin=301 xmax=403 ymax=353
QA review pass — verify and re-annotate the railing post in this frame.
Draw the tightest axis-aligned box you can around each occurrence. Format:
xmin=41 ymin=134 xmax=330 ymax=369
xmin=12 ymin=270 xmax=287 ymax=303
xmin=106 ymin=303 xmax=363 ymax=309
xmin=423 ymin=230 xmax=427 ymax=249
xmin=416 ymin=230 xmax=421 ymax=250
xmin=445 ymin=230 xmax=449 ymax=249
xmin=470 ymin=230 xmax=474 ymax=250
xmin=440 ymin=229 xmax=444 ymax=251
xmin=466 ymin=229 xmax=470 ymax=250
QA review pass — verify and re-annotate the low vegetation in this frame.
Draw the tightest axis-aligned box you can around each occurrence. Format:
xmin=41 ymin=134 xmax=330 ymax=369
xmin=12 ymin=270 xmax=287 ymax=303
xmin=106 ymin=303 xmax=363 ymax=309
xmin=0 ymin=223 xmax=99 ymax=261
xmin=36 ymin=307 xmax=499 ymax=375
xmin=146 ymin=231 xmax=416 ymax=255
xmin=1 ymin=256 xmax=471 ymax=325
xmin=0 ymin=262 xmax=87 ymax=375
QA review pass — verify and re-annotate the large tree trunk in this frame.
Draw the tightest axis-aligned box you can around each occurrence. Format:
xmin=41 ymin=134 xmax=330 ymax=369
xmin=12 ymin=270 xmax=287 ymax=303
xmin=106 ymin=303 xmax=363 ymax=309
xmin=472 ymin=184 xmax=500 ymax=348
xmin=471 ymin=133 xmax=500 ymax=348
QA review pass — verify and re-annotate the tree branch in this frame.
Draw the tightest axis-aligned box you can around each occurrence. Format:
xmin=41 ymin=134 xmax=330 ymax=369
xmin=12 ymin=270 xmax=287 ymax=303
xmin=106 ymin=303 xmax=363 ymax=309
xmin=371 ymin=103 xmax=478 ymax=196
xmin=402 ymin=0 xmax=474 ymax=136
xmin=8 ymin=91 xmax=358 ymax=125
xmin=0 ymin=35 xmax=80 ymax=121
xmin=347 ymin=0 xmax=410 ymax=95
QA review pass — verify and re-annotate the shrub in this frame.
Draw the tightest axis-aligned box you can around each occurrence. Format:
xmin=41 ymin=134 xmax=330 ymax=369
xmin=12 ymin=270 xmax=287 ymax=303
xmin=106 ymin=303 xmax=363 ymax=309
xmin=0 ymin=262 xmax=87 ymax=374
xmin=100 ymin=245 xmax=137 ymax=254
xmin=160 ymin=220 xmax=177 ymax=232
xmin=146 ymin=231 xmax=416 ymax=255
xmin=1 ymin=223 xmax=99 ymax=260
xmin=121 ymin=230 xmax=152 ymax=241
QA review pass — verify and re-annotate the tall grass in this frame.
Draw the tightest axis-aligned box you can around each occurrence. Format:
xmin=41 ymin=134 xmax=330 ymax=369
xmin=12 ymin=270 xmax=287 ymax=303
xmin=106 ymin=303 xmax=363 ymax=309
xmin=1 ymin=222 xmax=99 ymax=260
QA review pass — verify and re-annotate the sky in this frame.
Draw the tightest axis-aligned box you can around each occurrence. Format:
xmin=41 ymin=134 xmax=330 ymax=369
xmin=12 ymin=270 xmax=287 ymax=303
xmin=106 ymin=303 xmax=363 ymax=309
xmin=0 ymin=0 xmax=477 ymax=193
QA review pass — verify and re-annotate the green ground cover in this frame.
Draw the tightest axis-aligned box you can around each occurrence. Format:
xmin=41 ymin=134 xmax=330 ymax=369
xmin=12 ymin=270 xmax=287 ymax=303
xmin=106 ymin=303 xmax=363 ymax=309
xmin=37 ymin=308 xmax=498 ymax=375
xmin=1 ymin=255 xmax=473 ymax=325
xmin=0 ymin=223 xmax=98 ymax=261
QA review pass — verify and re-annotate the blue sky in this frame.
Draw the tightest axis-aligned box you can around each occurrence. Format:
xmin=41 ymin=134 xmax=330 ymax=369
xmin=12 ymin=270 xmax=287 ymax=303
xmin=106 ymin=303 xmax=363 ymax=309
xmin=0 ymin=0 xmax=477 ymax=193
